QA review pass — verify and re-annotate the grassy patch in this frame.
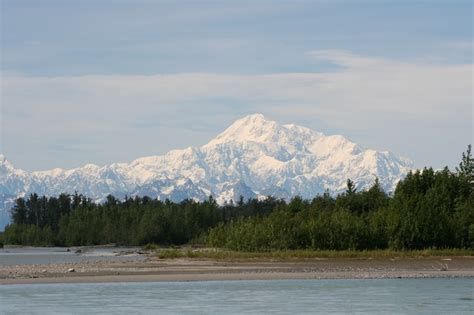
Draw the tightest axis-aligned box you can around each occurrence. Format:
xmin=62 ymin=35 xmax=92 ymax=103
xmin=142 ymin=243 xmax=160 ymax=250
xmin=156 ymin=248 xmax=184 ymax=259
xmin=151 ymin=247 xmax=474 ymax=260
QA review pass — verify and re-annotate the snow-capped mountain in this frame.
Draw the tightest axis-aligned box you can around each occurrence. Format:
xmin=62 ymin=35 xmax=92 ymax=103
xmin=0 ymin=114 xmax=413 ymax=229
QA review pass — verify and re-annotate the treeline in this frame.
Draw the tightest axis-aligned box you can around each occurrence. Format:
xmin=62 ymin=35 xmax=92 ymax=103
xmin=208 ymin=169 xmax=473 ymax=250
xmin=0 ymin=192 xmax=282 ymax=247
xmin=1 ymin=146 xmax=473 ymax=250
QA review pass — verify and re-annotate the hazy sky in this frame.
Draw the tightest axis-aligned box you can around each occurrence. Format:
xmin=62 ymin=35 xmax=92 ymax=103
xmin=1 ymin=0 xmax=472 ymax=171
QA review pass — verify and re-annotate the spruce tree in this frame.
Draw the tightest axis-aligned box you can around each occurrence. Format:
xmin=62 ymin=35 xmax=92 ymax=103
xmin=456 ymin=144 xmax=473 ymax=187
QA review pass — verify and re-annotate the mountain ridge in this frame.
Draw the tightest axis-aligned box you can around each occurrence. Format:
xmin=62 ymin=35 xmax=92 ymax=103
xmin=0 ymin=114 xmax=413 ymax=228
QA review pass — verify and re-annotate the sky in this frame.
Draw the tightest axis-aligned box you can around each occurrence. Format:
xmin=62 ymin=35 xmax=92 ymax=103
xmin=1 ymin=0 xmax=472 ymax=171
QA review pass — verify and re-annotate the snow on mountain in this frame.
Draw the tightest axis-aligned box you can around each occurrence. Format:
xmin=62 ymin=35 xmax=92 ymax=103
xmin=0 ymin=114 xmax=413 ymax=229
xmin=0 ymin=154 xmax=32 ymax=196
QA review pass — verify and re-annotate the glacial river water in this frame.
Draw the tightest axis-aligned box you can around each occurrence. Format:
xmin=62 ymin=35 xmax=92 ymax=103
xmin=0 ymin=278 xmax=472 ymax=314
xmin=0 ymin=246 xmax=145 ymax=266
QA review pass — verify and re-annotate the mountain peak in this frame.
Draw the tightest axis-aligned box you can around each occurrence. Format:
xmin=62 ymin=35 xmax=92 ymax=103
xmin=0 ymin=115 xmax=414 ymax=229
xmin=240 ymin=113 xmax=267 ymax=122
xmin=205 ymin=113 xmax=280 ymax=147
xmin=0 ymin=154 xmax=14 ymax=169
xmin=226 ymin=113 xmax=272 ymax=130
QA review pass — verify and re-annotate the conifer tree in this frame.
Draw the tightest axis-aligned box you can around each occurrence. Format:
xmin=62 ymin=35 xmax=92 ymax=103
xmin=456 ymin=144 xmax=473 ymax=188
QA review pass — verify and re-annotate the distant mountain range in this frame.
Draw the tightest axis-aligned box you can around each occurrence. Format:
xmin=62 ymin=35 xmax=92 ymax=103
xmin=0 ymin=114 xmax=413 ymax=229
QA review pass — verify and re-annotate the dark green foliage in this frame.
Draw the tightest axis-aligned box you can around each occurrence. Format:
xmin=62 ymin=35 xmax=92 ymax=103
xmin=3 ymin=195 xmax=226 ymax=246
xmin=456 ymin=144 xmax=473 ymax=183
xmin=207 ymin=148 xmax=473 ymax=251
xmin=2 ymin=146 xmax=472 ymax=250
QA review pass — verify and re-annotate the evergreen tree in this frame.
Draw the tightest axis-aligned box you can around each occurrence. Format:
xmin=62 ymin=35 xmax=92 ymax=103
xmin=456 ymin=144 xmax=473 ymax=188
xmin=346 ymin=179 xmax=357 ymax=194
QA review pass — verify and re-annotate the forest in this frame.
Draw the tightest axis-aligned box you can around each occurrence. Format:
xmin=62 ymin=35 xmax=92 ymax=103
xmin=1 ymin=146 xmax=472 ymax=251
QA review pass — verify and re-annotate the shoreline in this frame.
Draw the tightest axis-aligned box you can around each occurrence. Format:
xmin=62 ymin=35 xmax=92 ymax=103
xmin=1 ymin=270 xmax=473 ymax=285
xmin=1 ymin=255 xmax=473 ymax=285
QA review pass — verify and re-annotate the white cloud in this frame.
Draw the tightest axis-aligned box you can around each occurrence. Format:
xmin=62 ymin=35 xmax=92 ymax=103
xmin=4 ymin=51 xmax=469 ymax=122
xmin=308 ymin=49 xmax=388 ymax=68
xmin=1 ymin=50 xmax=472 ymax=170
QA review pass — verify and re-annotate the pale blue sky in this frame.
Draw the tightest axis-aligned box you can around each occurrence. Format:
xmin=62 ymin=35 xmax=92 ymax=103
xmin=1 ymin=0 xmax=473 ymax=171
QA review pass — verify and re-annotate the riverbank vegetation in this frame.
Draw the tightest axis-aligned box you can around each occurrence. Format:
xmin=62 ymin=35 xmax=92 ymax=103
xmin=1 ymin=146 xmax=472 ymax=251
xmin=152 ymin=247 xmax=474 ymax=260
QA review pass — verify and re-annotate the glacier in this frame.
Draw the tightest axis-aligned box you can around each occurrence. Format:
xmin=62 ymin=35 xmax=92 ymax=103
xmin=0 ymin=114 xmax=413 ymax=229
